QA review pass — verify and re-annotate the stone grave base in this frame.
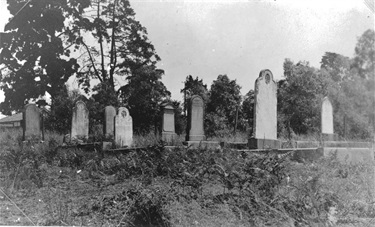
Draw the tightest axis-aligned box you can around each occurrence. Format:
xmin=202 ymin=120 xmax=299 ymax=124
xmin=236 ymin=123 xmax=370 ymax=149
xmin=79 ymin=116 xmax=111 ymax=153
xmin=162 ymin=132 xmax=177 ymax=143
xmin=322 ymin=141 xmax=372 ymax=148
xmin=295 ymin=140 xmax=320 ymax=148
xmin=248 ymin=138 xmax=280 ymax=149
xmin=186 ymin=141 xmax=220 ymax=150
xmin=323 ymin=147 xmax=374 ymax=164
xmin=221 ymin=142 xmax=248 ymax=149
xmin=321 ymin=133 xmax=339 ymax=141
xmin=187 ymin=135 xmax=206 ymax=141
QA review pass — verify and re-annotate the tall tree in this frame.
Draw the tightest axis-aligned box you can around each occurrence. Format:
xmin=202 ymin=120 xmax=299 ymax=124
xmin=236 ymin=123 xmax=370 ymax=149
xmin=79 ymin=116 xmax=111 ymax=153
xmin=278 ymin=59 xmax=332 ymax=135
xmin=76 ymin=0 xmax=160 ymax=92
xmin=0 ymin=0 xmax=89 ymax=114
xmin=320 ymin=52 xmax=351 ymax=82
xmin=207 ymin=74 xmax=242 ymax=126
xmin=118 ymin=65 xmax=170 ymax=134
xmin=351 ymin=29 xmax=375 ymax=80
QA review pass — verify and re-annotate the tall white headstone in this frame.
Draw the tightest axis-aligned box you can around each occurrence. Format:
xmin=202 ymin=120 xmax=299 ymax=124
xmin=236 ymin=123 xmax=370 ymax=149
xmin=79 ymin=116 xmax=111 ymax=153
xmin=248 ymin=69 xmax=279 ymax=149
xmin=321 ymin=97 xmax=334 ymax=134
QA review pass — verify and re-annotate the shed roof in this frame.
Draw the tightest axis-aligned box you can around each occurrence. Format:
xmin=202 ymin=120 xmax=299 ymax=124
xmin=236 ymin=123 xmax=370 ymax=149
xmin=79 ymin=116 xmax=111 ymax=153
xmin=0 ymin=113 xmax=22 ymax=123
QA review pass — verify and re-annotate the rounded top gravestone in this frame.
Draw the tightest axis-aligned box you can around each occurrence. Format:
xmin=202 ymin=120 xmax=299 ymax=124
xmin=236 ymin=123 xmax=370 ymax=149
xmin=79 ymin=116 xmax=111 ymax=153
xmin=71 ymin=101 xmax=89 ymax=140
xmin=115 ymin=107 xmax=133 ymax=147
xmin=23 ymin=103 xmax=42 ymax=141
xmin=188 ymin=95 xmax=205 ymax=141
xmin=321 ymin=97 xmax=334 ymax=134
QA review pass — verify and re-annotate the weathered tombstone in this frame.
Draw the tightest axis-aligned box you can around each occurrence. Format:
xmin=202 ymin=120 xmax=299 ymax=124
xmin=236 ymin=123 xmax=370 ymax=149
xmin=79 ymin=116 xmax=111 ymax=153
xmin=115 ymin=107 xmax=133 ymax=147
xmin=186 ymin=95 xmax=206 ymax=141
xmin=248 ymin=69 xmax=280 ymax=149
xmin=321 ymin=97 xmax=338 ymax=141
xmin=23 ymin=104 xmax=42 ymax=141
xmin=104 ymin=106 xmax=116 ymax=138
xmin=71 ymin=101 xmax=89 ymax=141
xmin=161 ymin=103 xmax=177 ymax=143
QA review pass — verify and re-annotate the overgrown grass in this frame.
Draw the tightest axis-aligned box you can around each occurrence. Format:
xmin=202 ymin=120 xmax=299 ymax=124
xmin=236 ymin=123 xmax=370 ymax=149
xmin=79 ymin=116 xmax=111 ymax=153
xmin=0 ymin=130 xmax=374 ymax=226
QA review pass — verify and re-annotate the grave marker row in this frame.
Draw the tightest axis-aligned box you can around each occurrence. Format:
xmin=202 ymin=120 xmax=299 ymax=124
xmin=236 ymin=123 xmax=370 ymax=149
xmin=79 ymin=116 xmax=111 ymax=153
xmin=21 ymin=69 xmax=337 ymax=149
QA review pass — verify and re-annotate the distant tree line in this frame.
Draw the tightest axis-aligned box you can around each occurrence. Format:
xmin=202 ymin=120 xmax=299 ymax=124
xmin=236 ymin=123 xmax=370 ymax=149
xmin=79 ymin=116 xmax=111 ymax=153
xmin=0 ymin=0 xmax=373 ymax=139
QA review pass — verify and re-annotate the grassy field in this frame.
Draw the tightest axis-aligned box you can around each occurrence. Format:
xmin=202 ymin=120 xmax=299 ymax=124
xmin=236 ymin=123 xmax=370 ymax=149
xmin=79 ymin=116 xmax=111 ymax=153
xmin=0 ymin=128 xmax=374 ymax=226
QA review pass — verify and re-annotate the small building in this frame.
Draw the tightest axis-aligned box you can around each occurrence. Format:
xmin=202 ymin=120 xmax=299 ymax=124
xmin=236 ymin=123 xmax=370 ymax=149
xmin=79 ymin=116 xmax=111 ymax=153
xmin=0 ymin=113 xmax=22 ymax=128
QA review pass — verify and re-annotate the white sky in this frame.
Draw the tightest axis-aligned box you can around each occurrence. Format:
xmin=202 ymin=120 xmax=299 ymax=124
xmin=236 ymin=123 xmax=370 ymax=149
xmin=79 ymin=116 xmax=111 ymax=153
xmin=0 ymin=0 xmax=374 ymax=118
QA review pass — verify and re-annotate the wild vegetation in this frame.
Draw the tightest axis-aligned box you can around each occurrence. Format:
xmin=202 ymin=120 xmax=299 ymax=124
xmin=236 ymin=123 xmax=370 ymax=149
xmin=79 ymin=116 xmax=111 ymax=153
xmin=0 ymin=129 xmax=374 ymax=226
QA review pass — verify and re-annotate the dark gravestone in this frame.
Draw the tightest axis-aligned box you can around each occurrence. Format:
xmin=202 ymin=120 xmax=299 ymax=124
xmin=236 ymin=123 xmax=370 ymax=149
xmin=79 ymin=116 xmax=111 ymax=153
xmin=71 ymin=101 xmax=89 ymax=140
xmin=23 ymin=104 xmax=42 ymax=141
xmin=104 ymin=106 xmax=116 ymax=138
xmin=187 ymin=95 xmax=205 ymax=141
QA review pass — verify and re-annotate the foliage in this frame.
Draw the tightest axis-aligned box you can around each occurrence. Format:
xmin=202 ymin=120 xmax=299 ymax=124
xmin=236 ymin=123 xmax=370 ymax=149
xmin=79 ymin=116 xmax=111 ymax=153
xmin=171 ymin=100 xmax=186 ymax=135
xmin=351 ymin=29 xmax=375 ymax=80
xmin=205 ymin=75 xmax=242 ymax=137
xmin=181 ymin=75 xmax=209 ymax=114
xmin=321 ymin=52 xmax=351 ymax=82
xmin=118 ymin=65 xmax=171 ymax=134
xmin=75 ymin=0 xmax=161 ymax=92
xmin=44 ymin=87 xmax=85 ymax=134
xmin=278 ymin=60 xmax=330 ymax=136
xmin=241 ymin=89 xmax=255 ymax=133
xmin=1 ymin=129 xmax=374 ymax=226
xmin=0 ymin=0 xmax=89 ymax=114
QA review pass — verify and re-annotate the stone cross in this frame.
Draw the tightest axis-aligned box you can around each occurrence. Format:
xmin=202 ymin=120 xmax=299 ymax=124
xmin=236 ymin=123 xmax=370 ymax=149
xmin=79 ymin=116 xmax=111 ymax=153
xmin=248 ymin=69 xmax=279 ymax=149
xmin=23 ymin=104 xmax=42 ymax=141
xmin=71 ymin=101 xmax=89 ymax=140
xmin=187 ymin=95 xmax=205 ymax=141
xmin=115 ymin=107 xmax=133 ymax=147
xmin=104 ymin=106 xmax=116 ymax=138
xmin=161 ymin=103 xmax=176 ymax=143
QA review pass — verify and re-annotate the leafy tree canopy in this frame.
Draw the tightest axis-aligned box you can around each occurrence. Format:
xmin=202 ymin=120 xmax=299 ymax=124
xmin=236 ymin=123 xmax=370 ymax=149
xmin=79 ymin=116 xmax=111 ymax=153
xmin=0 ymin=0 xmax=90 ymax=114
xmin=118 ymin=65 xmax=170 ymax=133
xmin=207 ymin=74 xmax=242 ymax=125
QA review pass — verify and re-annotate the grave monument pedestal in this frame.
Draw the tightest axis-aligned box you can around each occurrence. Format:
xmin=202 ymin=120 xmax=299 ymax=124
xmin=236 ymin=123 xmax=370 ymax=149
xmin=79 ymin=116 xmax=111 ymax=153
xmin=248 ymin=138 xmax=281 ymax=149
xmin=321 ymin=133 xmax=339 ymax=141
xmin=161 ymin=103 xmax=177 ymax=144
xmin=162 ymin=132 xmax=177 ymax=143
xmin=185 ymin=95 xmax=220 ymax=149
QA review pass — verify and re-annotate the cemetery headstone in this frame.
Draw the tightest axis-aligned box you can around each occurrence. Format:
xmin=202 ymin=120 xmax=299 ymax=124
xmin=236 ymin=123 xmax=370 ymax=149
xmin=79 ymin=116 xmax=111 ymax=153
xmin=104 ymin=105 xmax=116 ymax=138
xmin=115 ymin=107 xmax=133 ymax=147
xmin=248 ymin=69 xmax=280 ymax=149
xmin=161 ymin=103 xmax=177 ymax=143
xmin=321 ymin=97 xmax=338 ymax=141
xmin=186 ymin=95 xmax=206 ymax=141
xmin=23 ymin=104 xmax=42 ymax=141
xmin=71 ymin=101 xmax=89 ymax=141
